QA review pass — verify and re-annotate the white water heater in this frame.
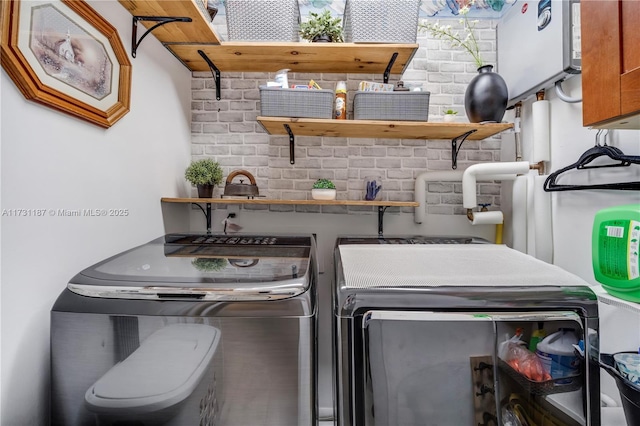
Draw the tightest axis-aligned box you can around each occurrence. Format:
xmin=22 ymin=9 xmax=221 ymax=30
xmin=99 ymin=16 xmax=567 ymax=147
xmin=497 ymin=0 xmax=581 ymax=106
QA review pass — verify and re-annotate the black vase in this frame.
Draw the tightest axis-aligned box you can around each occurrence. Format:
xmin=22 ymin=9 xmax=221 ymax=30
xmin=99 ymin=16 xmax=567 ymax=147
xmin=464 ymin=65 xmax=508 ymax=123
xmin=197 ymin=184 xmax=214 ymax=198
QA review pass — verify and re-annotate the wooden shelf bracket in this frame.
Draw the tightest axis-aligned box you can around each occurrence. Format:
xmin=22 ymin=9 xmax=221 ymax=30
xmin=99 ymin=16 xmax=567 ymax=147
xmin=198 ymin=50 xmax=221 ymax=101
xmin=451 ymin=129 xmax=477 ymax=169
xmin=284 ymin=124 xmax=295 ymax=164
xmin=131 ymin=16 xmax=192 ymax=58
xmin=383 ymin=52 xmax=399 ymax=84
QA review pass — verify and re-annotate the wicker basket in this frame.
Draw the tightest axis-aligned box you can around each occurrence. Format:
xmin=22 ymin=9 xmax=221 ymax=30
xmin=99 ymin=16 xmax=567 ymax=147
xmin=353 ymin=91 xmax=430 ymax=121
xmin=225 ymin=0 xmax=300 ymax=42
xmin=343 ymin=0 xmax=421 ymax=43
xmin=260 ymin=87 xmax=334 ymax=119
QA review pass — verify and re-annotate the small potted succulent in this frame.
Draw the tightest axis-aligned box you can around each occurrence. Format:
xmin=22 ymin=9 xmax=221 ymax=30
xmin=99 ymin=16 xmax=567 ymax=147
xmin=184 ymin=158 xmax=223 ymax=198
xmin=443 ymin=109 xmax=458 ymax=122
xmin=299 ymin=10 xmax=344 ymax=43
xmin=311 ymin=178 xmax=336 ymax=200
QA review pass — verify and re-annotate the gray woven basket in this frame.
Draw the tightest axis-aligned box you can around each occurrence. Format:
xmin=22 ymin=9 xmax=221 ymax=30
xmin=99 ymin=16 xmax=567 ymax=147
xmin=260 ymin=87 xmax=334 ymax=119
xmin=343 ymin=0 xmax=421 ymax=43
xmin=353 ymin=91 xmax=430 ymax=121
xmin=226 ymin=0 xmax=300 ymax=42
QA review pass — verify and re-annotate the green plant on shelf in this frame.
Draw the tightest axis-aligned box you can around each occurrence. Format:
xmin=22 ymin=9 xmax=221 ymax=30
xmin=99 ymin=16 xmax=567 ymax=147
xmin=445 ymin=109 xmax=458 ymax=115
xmin=312 ymin=178 xmax=336 ymax=189
xmin=299 ymin=10 xmax=344 ymax=43
xmin=184 ymin=158 xmax=223 ymax=186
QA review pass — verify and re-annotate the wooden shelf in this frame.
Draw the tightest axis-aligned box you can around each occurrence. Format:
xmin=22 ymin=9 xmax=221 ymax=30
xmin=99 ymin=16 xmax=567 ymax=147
xmin=162 ymin=198 xmax=417 ymax=236
xmin=257 ymin=117 xmax=514 ymax=140
xmin=118 ymin=1 xmax=417 ymax=75
xmin=167 ymin=42 xmax=417 ymax=74
xmin=162 ymin=198 xmax=418 ymax=207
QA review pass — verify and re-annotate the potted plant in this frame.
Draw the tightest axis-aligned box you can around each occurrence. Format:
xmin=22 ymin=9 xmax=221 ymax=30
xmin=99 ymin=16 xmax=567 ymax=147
xmin=311 ymin=178 xmax=336 ymax=200
xmin=443 ymin=109 xmax=458 ymax=122
xmin=184 ymin=158 xmax=223 ymax=198
xmin=299 ymin=10 xmax=344 ymax=43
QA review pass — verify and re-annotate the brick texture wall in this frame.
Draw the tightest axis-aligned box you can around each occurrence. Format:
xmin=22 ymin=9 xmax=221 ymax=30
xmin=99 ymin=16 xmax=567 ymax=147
xmin=191 ymin=19 xmax=503 ymax=215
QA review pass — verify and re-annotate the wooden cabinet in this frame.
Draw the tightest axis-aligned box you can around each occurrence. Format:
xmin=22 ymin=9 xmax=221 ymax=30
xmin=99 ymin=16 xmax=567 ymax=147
xmin=582 ymin=0 xmax=640 ymax=128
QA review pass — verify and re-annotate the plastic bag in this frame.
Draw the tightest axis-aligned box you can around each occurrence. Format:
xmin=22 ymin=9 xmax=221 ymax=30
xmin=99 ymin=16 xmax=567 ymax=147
xmin=499 ymin=328 xmax=552 ymax=382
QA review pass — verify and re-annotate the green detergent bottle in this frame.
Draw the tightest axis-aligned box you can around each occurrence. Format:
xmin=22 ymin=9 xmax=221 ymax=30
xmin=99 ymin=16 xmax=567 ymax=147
xmin=592 ymin=204 xmax=640 ymax=303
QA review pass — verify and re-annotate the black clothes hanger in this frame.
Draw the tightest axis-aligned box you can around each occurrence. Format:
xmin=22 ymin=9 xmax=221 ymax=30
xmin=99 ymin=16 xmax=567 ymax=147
xmin=544 ymin=130 xmax=640 ymax=192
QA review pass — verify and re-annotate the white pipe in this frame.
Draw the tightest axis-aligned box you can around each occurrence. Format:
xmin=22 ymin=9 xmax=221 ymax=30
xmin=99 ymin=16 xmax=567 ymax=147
xmin=526 ymin=173 xmax=536 ymax=256
xmin=414 ymin=171 xmax=464 ymax=224
xmin=512 ymin=175 xmax=528 ymax=253
xmin=414 ymin=167 xmax=530 ymax=224
xmin=533 ymin=174 xmax=553 ymax=263
xmin=414 ymin=170 xmax=515 ymax=224
xmin=554 ymin=80 xmax=582 ymax=103
xmin=462 ymin=162 xmax=532 ymax=209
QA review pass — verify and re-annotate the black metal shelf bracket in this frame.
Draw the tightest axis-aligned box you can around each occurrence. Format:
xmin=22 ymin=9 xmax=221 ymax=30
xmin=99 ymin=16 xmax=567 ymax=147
xmin=284 ymin=124 xmax=295 ymax=164
xmin=198 ymin=50 xmax=221 ymax=101
xmin=378 ymin=206 xmax=390 ymax=237
xmin=451 ymin=129 xmax=477 ymax=169
xmin=383 ymin=52 xmax=399 ymax=84
xmin=131 ymin=16 xmax=192 ymax=58
xmin=192 ymin=202 xmax=213 ymax=234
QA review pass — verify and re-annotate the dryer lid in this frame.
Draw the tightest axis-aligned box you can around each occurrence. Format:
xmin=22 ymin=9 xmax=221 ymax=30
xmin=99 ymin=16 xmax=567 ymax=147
xmin=85 ymin=323 xmax=220 ymax=413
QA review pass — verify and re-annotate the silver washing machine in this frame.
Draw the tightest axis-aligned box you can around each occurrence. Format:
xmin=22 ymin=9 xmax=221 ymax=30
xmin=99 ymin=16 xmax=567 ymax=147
xmin=334 ymin=236 xmax=600 ymax=426
xmin=51 ymin=233 xmax=317 ymax=426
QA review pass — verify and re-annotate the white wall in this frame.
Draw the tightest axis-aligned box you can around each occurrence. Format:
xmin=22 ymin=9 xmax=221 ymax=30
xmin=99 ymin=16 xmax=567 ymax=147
xmin=0 ymin=1 xmax=192 ymax=424
xmin=511 ymin=76 xmax=639 ymax=284
xmin=511 ymin=75 xmax=640 ymax=413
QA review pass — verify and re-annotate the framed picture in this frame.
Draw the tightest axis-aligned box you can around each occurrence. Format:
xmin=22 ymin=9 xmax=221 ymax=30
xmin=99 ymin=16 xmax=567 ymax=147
xmin=1 ymin=0 xmax=131 ymax=128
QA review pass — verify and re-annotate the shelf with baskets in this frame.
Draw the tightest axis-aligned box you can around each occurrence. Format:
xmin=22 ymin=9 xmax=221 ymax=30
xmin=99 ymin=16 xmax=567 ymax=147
xmin=257 ymin=117 xmax=514 ymax=167
xmin=161 ymin=197 xmax=418 ymax=236
xmin=117 ymin=0 xmax=418 ymax=94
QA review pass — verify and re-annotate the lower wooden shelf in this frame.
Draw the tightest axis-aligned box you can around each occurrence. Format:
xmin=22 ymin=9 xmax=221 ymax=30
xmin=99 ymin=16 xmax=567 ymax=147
xmin=161 ymin=197 xmax=417 ymax=207
xmin=161 ymin=197 xmax=418 ymax=236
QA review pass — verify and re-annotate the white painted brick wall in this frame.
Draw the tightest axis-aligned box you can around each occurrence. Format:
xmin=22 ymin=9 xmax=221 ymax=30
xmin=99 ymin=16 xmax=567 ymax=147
xmin=191 ymin=20 xmax=504 ymax=216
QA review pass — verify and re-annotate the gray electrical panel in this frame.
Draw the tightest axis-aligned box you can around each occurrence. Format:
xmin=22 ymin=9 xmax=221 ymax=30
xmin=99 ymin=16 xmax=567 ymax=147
xmin=497 ymin=0 xmax=581 ymax=106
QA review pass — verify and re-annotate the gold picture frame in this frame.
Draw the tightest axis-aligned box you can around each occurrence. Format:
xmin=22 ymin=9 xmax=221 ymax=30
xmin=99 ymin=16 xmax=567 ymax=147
xmin=1 ymin=0 xmax=131 ymax=128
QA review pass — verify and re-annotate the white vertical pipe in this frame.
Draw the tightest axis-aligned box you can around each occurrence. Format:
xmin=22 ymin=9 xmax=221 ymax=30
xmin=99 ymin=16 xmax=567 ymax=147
xmin=526 ymin=173 xmax=536 ymax=256
xmin=512 ymin=175 xmax=528 ymax=253
xmin=533 ymin=174 xmax=553 ymax=263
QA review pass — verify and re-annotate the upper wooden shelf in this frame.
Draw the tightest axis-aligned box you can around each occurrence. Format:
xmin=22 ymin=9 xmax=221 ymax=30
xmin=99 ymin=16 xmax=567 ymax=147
xmin=257 ymin=117 xmax=514 ymax=140
xmin=117 ymin=1 xmax=417 ymax=74
xmin=167 ymin=43 xmax=418 ymax=74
